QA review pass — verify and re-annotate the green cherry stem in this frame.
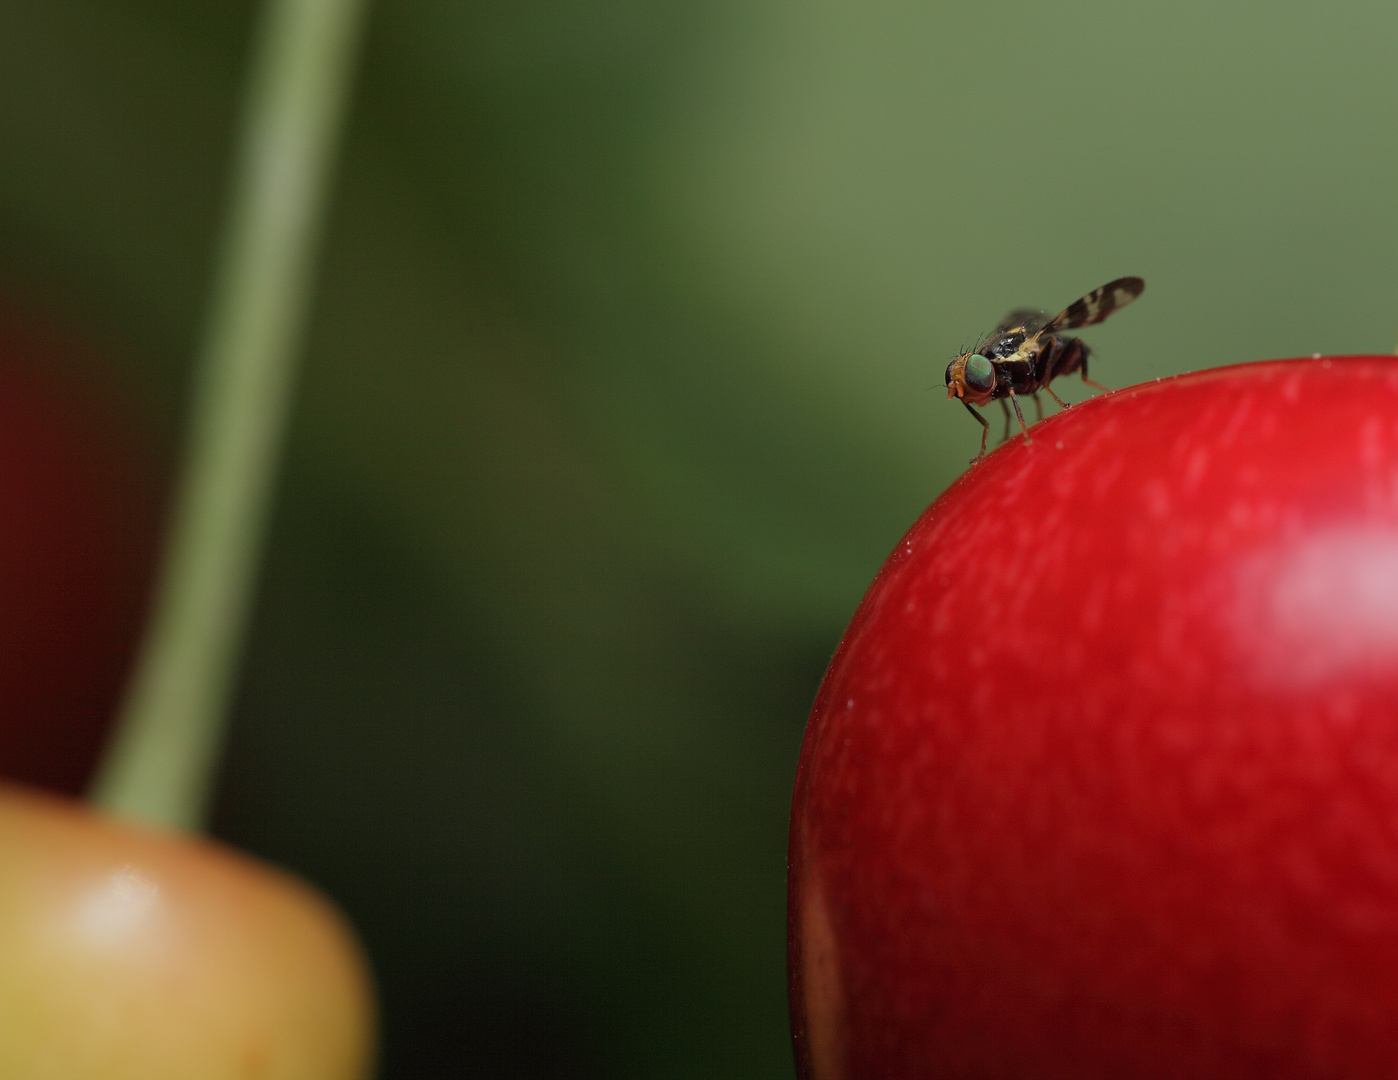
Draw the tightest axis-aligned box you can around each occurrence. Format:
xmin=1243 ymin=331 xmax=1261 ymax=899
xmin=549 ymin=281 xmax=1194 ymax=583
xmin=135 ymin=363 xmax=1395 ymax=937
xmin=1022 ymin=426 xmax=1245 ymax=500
xmin=89 ymin=0 xmax=372 ymax=830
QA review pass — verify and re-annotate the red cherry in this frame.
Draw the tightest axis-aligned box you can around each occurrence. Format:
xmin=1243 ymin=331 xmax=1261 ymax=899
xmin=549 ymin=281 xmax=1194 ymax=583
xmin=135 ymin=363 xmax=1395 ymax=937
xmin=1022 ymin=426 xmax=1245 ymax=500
xmin=790 ymin=357 xmax=1398 ymax=1078
xmin=0 ymin=308 xmax=160 ymax=795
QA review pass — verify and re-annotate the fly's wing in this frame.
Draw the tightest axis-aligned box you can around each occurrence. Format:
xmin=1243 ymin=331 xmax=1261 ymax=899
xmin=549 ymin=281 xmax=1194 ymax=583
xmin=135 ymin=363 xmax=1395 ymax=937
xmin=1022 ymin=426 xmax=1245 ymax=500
xmin=995 ymin=307 xmax=1047 ymax=334
xmin=1042 ymin=277 xmax=1144 ymax=333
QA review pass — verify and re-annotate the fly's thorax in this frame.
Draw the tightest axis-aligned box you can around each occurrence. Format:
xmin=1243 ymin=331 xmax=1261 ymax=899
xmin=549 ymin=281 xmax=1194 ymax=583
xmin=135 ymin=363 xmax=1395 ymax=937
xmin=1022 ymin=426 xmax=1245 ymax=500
xmin=1009 ymin=331 xmax=1048 ymax=364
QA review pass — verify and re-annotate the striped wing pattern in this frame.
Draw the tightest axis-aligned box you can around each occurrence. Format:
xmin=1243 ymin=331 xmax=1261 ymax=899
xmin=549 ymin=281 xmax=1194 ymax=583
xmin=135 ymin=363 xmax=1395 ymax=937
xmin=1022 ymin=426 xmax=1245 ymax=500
xmin=1043 ymin=277 xmax=1145 ymax=333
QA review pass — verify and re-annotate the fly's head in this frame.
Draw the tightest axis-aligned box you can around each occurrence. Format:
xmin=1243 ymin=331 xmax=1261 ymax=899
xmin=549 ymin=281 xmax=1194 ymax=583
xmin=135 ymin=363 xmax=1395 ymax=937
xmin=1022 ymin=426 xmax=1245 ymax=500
xmin=946 ymin=351 xmax=997 ymax=406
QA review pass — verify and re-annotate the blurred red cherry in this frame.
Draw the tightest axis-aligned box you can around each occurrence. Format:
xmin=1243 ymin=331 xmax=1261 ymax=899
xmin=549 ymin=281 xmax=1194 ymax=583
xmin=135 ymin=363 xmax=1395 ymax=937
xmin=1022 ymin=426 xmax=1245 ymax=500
xmin=0 ymin=302 xmax=160 ymax=795
xmin=790 ymin=357 xmax=1398 ymax=1078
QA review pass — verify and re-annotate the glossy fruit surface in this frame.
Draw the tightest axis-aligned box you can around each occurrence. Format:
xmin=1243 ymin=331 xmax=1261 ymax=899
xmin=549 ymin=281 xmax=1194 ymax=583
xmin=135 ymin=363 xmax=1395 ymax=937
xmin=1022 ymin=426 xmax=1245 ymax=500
xmin=0 ymin=784 xmax=375 ymax=1078
xmin=790 ymin=357 xmax=1398 ymax=1078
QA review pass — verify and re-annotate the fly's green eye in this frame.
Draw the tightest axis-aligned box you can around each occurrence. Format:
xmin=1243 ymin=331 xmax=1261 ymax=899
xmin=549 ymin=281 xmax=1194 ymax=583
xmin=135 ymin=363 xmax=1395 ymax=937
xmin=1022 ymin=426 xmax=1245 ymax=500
xmin=964 ymin=354 xmax=994 ymax=392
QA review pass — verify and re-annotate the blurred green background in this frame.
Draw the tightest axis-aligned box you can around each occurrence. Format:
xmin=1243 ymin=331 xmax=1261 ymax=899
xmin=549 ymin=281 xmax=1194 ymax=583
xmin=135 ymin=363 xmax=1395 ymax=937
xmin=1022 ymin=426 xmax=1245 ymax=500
xmin=1 ymin=0 xmax=1396 ymax=1075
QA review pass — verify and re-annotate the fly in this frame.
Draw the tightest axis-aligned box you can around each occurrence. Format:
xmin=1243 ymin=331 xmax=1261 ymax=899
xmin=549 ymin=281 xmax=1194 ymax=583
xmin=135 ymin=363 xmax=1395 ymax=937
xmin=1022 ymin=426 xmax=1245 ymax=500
xmin=945 ymin=276 xmax=1144 ymax=461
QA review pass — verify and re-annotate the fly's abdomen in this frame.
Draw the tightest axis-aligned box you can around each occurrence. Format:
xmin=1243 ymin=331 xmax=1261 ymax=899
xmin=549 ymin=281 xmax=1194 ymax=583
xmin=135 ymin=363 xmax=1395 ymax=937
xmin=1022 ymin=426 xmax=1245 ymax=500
xmin=1042 ymin=335 xmax=1088 ymax=383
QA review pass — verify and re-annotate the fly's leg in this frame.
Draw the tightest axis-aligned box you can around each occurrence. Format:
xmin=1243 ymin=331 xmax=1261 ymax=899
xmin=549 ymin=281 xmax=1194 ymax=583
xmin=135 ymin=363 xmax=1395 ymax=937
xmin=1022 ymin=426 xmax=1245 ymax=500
xmin=1043 ymin=383 xmax=1071 ymax=410
xmin=962 ymin=400 xmax=990 ymax=462
xmin=1007 ymin=390 xmax=1031 ymax=443
xmin=998 ymin=399 xmax=1012 ymax=444
xmin=1080 ymin=354 xmax=1109 ymax=393
xmin=1032 ymin=393 xmax=1044 ymax=422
